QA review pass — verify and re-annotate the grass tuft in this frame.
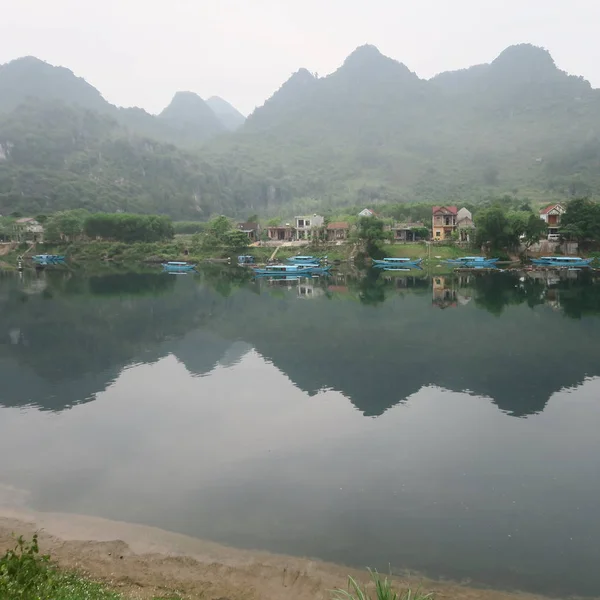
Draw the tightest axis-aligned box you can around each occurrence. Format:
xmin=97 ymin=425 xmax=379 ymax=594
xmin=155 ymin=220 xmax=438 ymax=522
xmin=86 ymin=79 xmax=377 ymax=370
xmin=331 ymin=569 xmax=433 ymax=600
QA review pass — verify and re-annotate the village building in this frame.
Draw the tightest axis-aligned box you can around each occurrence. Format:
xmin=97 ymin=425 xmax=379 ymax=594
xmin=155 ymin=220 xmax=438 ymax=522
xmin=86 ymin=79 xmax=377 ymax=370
xmin=391 ymin=222 xmax=426 ymax=242
xmin=236 ymin=222 xmax=261 ymax=242
xmin=358 ymin=208 xmax=377 ymax=217
xmin=266 ymin=224 xmax=295 ymax=242
xmin=13 ymin=217 xmax=44 ymax=242
xmin=432 ymin=206 xmax=458 ymax=240
xmin=294 ymin=215 xmax=325 ymax=240
xmin=326 ymin=222 xmax=350 ymax=242
xmin=539 ymin=203 xmax=565 ymax=240
xmin=456 ymin=208 xmax=475 ymax=242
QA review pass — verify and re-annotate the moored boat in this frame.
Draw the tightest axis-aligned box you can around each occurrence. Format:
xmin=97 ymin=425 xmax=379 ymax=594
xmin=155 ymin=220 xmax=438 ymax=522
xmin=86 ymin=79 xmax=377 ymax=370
xmin=32 ymin=254 xmax=66 ymax=264
xmin=286 ymin=255 xmax=325 ymax=265
xmin=531 ymin=256 xmax=593 ymax=268
xmin=162 ymin=261 xmax=196 ymax=272
xmin=372 ymin=258 xmax=423 ymax=268
xmin=445 ymin=256 xmax=499 ymax=265
xmin=253 ymin=264 xmax=315 ymax=276
xmin=237 ymin=255 xmax=255 ymax=265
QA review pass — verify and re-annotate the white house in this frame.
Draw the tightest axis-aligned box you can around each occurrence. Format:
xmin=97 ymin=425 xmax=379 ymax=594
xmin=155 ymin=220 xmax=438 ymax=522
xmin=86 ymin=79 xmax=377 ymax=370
xmin=294 ymin=214 xmax=324 ymax=240
xmin=539 ymin=203 xmax=565 ymax=240
xmin=358 ymin=208 xmax=377 ymax=217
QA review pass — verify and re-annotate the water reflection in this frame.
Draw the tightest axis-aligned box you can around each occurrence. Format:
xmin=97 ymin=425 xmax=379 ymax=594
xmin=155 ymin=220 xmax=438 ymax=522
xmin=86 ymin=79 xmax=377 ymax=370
xmin=3 ymin=267 xmax=600 ymax=596
xmin=1 ymin=268 xmax=600 ymax=419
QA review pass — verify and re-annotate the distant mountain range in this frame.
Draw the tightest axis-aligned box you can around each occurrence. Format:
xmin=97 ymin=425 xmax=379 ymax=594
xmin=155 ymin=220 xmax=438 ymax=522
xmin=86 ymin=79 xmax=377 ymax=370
xmin=0 ymin=45 xmax=599 ymax=218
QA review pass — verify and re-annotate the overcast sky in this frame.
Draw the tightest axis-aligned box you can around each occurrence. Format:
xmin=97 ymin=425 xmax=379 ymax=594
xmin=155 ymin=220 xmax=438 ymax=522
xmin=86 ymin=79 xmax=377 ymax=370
xmin=1 ymin=0 xmax=598 ymax=115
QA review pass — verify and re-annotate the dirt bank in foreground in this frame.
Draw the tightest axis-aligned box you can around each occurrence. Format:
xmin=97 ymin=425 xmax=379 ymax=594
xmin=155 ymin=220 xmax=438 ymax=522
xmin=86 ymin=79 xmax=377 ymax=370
xmin=0 ymin=507 xmax=551 ymax=600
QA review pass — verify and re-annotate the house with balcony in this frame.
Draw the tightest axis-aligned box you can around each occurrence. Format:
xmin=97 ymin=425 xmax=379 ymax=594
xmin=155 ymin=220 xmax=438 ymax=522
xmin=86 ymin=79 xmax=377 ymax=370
xmin=295 ymin=214 xmax=324 ymax=240
xmin=432 ymin=206 xmax=458 ymax=240
xmin=539 ymin=204 xmax=565 ymax=240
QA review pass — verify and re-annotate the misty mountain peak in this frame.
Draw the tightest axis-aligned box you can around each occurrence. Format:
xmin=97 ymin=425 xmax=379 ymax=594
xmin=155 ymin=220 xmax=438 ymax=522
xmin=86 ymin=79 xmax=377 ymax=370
xmin=159 ymin=91 xmax=224 ymax=137
xmin=336 ymin=44 xmax=419 ymax=84
xmin=491 ymin=44 xmax=558 ymax=79
xmin=206 ymin=96 xmax=245 ymax=131
xmin=0 ymin=55 xmax=109 ymax=112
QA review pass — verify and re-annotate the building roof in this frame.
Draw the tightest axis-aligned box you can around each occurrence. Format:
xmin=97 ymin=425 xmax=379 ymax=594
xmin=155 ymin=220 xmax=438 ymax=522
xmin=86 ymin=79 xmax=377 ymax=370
xmin=392 ymin=221 xmax=425 ymax=229
xmin=237 ymin=222 xmax=259 ymax=230
xmin=327 ymin=221 xmax=349 ymax=229
xmin=358 ymin=208 xmax=378 ymax=216
xmin=432 ymin=206 xmax=458 ymax=215
xmin=457 ymin=207 xmax=472 ymax=221
xmin=15 ymin=217 xmax=36 ymax=223
xmin=539 ymin=203 xmax=564 ymax=215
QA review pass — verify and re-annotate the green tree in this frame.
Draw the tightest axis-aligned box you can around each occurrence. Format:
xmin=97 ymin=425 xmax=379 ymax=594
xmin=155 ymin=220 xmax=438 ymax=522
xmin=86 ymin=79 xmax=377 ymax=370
xmin=356 ymin=216 xmax=390 ymax=256
xmin=475 ymin=206 xmax=517 ymax=251
xmin=44 ymin=210 xmax=85 ymax=242
xmin=561 ymin=198 xmax=600 ymax=243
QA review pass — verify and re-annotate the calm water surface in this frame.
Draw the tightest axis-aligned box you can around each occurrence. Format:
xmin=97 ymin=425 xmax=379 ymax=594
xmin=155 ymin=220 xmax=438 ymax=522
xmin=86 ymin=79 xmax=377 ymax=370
xmin=1 ymin=267 xmax=600 ymax=596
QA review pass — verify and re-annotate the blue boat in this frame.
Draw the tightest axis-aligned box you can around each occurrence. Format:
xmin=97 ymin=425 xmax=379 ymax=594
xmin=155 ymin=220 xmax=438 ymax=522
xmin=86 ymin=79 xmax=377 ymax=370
xmin=162 ymin=261 xmax=196 ymax=272
xmin=531 ymin=256 xmax=593 ymax=268
xmin=372 ymin=258 xmax=423 ymax=268
xmin=32 ymin=254 xmax=66 ymax=264
xmin=254 ymin=264 xmax=314 ymax=276
xmin=444 ymin=256 xmax=499 ymax=265
xmin=287 ymin=255 xmax=325 ymax=265
xmin=238 ymin=255 xmax=255 ymax=265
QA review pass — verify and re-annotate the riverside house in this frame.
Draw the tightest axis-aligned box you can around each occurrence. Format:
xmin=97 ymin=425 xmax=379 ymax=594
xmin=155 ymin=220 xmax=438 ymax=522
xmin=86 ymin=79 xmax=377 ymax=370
xmin=236 ymin=222 xmax=261 ymax=242
xmin=539 ymin=204 xmax=565 ymax=241
xmin=391 ymin=222 xmax=426 ymax=242
xmin=456 ymin=208 xmax=475 ymax=242
xmin=266 ymin=224 xmax=295 ymax=242
xmin=326 ymin=222 xmax=350 ymax=241
xmin=295 ymin=215 xmax=325 ymax=240
xmin=432 ymin=206 xmax=458 ymax=240
xmin=13 ymin=217 xmax=44 ymax=242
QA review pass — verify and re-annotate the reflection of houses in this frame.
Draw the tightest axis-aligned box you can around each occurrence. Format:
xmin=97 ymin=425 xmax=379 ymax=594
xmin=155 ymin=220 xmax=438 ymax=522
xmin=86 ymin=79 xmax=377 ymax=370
xmin=295 ymin=214 xmax=324 ymax=240
xmin=391 ymin=222 xmax=426 ymax=242
xmin=457 ymin=208 xmax=475 ymax=242
xmin=236 ymin=222 xmax=260 ymax=242
xmin=298 ymin=283 xmax=325 ymax=298
xmin=432 ymin=276 xmax=457 ymax=308
xmin=432 ymin=206 xmax=457 ymax=240
xmin=13 ymin=217 xmax=44 ymax=242
xmin=431 ymin=275 xmax=473 ymax=308
xmin=539 ymin=204 xmax=565 ymax=240
xmin=326 ymin=222 xmax=350 ymax=241
xmin=267 ymin=224 xmax=295 ymax=242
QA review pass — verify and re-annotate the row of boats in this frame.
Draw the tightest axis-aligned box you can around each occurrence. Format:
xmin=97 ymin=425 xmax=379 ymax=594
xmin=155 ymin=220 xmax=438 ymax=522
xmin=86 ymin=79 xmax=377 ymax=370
xmin=162 ymin=254 xmax=595 ymax=275
xmin=374 ymin=255 xmax=595 ymax=270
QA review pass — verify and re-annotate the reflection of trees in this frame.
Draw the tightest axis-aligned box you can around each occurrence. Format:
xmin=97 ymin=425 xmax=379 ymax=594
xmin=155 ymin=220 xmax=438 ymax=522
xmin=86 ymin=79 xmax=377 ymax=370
xmin=473 ymin=273 xmax=545 ymax=315
xmin=556 ymin=278 xmax=600 ymax=319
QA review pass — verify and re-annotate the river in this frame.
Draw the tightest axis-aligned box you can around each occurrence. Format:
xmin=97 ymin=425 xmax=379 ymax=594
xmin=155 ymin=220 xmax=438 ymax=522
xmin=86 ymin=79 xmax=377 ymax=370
xmin=1 ymin=266 xmax=600 ymax=597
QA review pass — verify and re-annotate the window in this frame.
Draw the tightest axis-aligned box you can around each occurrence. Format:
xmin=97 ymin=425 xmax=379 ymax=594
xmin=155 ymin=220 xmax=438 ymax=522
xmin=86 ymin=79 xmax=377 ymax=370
xmin=297 ymin=219 xmax=304 ymax=228
xmin=305 ymin=220 xmax=311 ymax=227
xmin=436 ymin=231 xmax=441 ymax=237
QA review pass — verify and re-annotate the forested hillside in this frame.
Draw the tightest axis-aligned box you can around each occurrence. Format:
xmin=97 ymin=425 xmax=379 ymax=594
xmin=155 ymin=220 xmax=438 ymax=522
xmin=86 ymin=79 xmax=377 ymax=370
xmin=0 ymin=45 xmax=599 ymax=219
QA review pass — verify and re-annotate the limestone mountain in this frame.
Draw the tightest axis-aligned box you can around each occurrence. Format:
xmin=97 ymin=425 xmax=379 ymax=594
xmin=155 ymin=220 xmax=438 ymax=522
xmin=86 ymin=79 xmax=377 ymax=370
xmin=210 ymin=43 xmax=600 ymax=211
xmin=206 ymin=96 xmax=245 ymax=130
xmin=159 ymin=91 xmax=225 ymax=141
xmin=0 ymin=56 xmax=110 ymax=113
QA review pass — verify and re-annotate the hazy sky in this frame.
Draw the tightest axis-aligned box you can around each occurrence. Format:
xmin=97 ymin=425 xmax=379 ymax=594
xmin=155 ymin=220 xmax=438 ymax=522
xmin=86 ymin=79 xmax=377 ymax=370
xmin=1 ymin=0 xmax=598 ymax=115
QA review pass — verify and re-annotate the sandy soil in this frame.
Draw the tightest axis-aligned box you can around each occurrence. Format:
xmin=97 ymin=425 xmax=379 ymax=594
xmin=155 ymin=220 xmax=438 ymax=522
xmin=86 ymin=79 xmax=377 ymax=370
xmin=0 ymin=507 xmax=558 ymax=600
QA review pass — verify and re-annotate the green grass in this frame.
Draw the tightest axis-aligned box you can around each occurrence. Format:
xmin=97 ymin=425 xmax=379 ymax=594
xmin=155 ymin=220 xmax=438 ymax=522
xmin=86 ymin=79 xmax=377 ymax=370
xmin=332 ymin=570 xmax=433 ymax=600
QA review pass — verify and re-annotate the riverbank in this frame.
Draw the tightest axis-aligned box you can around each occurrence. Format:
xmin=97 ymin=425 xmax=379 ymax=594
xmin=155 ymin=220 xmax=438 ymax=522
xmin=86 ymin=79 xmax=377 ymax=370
xmin=0 ymin=507 xmax=561 ymax=600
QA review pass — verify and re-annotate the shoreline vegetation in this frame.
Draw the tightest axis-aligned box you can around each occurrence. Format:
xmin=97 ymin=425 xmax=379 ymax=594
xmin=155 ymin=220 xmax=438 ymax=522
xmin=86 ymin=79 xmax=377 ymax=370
xmin=2 ymin=197 xmax=600 ymax=272
xmin=0 ymin=510 xmax=557 ymax=600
